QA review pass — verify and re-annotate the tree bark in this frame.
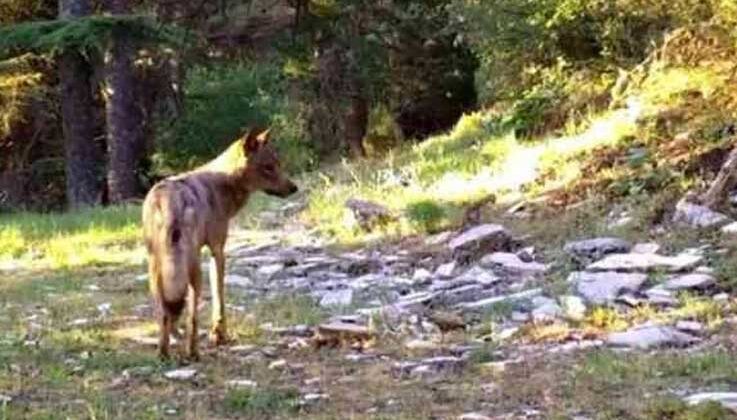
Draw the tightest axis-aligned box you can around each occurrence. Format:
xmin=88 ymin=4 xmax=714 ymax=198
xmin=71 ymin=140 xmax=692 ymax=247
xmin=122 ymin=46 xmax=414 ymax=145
xmin=58 ymin=0 xmax=106 ymax=208
xmin=105 ymin=0 xmax=146 ymax=202
xmin=701 ymin=141 xmax=737 ymax=208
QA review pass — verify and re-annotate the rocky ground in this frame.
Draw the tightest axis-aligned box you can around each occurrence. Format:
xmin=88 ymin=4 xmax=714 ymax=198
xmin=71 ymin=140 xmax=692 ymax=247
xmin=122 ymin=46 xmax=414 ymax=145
xmin=3 ymin=203 xmax=737 ymax=419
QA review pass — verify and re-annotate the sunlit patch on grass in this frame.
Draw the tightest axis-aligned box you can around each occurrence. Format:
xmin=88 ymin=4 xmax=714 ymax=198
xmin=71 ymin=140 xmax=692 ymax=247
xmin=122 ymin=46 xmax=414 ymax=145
xmin=0 ymin=205 xmax=142 ymax=269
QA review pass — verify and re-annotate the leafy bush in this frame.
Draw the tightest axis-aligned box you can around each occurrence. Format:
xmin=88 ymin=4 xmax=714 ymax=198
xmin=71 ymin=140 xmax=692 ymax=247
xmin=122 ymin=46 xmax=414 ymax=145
xmin=405 ymin=199 xmax=447 ymax=232
xmin=154 ymin=61 xmax=314 ymax=175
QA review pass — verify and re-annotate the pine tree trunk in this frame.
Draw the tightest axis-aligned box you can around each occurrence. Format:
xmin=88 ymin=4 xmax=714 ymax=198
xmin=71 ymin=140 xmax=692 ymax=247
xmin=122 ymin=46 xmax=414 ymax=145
xmin=105 ymin=0 xmax=145 ymax=202
xmin=58 ymin=0 xmax=105 ymax=208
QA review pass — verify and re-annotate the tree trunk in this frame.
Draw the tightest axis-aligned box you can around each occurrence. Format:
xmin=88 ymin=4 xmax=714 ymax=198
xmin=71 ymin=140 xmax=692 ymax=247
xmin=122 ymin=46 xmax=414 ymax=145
xmin=58 ymin=0 xmax=105 ymax=208
xmin=344 ymin=94 xmax=368 ymax=158
xmin=105 ymin=0 xmax=146 ymax=202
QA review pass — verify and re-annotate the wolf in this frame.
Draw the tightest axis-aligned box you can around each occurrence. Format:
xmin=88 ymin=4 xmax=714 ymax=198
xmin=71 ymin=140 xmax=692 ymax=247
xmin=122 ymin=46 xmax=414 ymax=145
xmin=142 ymin=127 xmax=298 ymax=359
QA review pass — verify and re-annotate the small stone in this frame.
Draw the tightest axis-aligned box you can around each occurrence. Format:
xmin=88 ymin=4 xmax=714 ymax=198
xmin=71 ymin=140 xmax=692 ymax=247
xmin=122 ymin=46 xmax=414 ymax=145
xmin=225 ymin=274 xmax=252 ymax=288
xmin=300 ymin=393 xmax=329 ymax=405
xmin=714 ymin=293 xmax=730 ymax=302
xmin=454 ymin=266 xmax=499 ymax=286
xmin=721 ymin=222 xmax=737 ymax=234
xmin=458 ymin=413 xmax=493 ymax=420
xmin=564 ymin=238 xmax=632 ymax=263
xmin=448 ymin=224 xmax=511 ymax=253
xmin=479 ymin=252 xmax=548 ymax=275
xmin=607 ymin=326 xmax=700 ymax=349
xmin=97 ymin=303 xmax=112 ymax=316
xmin=229 ymin=344 xmax=257 ymax=353
xmin=510 ymin=311 xmax=529 ymax=322
xmin=319 ymin=289 xmax=354 ymax=308
xmin=257 ymin=264 xmax=284 ymax=280
xmin=560 ymin=295 xmax=587 ymax=321
xmin=435 ymin=262 xmax=457 ymax=278
xmin=531 ymin=296 xmax=561 ymax=321
xmin=675 ymin=320 xmax=704 ymax=334
xmin=164 ymin=368 xmax=198 ymax=381
xmin=225 ymin=379 xmax=258 ymax=389
xmin=632 ymin=243 xmax=660 ymax=254
xmin=69 ymin=318 xmax=91 ymax=327
xmin=0 ymin=394 xmax=11 ymax=404
xmin=569 ymin=271 xmax=648 ymax=304
xmin=673 ymin=198 xmax=732 ymax=228
xmin=662 ymin=273 xmax=716 ymax=291
xmin=412 ymin=268 xmax=432 ymax=283
xmin=268 ymin=359 xmax=288 ymax=370
xmin=645 ymin=288 xmax=679 ymax=306
xmin=684 ymin=393 xmax=737 ymax=412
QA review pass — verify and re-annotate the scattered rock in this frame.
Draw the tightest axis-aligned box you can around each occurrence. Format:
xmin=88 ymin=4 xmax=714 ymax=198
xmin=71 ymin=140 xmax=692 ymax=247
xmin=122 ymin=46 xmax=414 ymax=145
xmin=684 ymin=393 xmax=737 ymax=412
xmin=97 ymin=302 xmax=112 ymax=316
xmin=631 ymin=243 xmax=661 ymax=254
xmin=300 ymin=393 xmax=329 ymax=405
xmin=454 ymin=266 xmax=500 ymax=286
xmin=564 ymin=238 xmax=632 ymax=264
xmin=661 ymin=273 xmax=716 ymax=291
xmin=412 ymin=268 xmax=432 ymax=284
xmin=586 ymin=253 xmax=702 ymax=273
xmin=673 ymin=198 xmax=732 ymax=228
xmin=457 ymin=288 xmax=542 ymax=311
xmin=405 ymin=339 xmax=440 ymax=351
xmin=721 ymin=222 xmax=737 ymax=235
xmin=345 ymin=199 xmax=394 ymax=231
xmin=714 ymin=293 xmax=730 ymax=302
xmin=319 ymin=289 xmax=354 ymax=307
xmin=225 ymin=274 xmax=252 ymax=288
xmin=448 ymin=224 xmax=511 ymax=254
xmin=479 ymin=252 xmax=548 ymax=275
xmin=0 ymin=394 xmax=11 ymax=404
xmin=164 ymin=368 xmax=198 ymax=381
xmin=392 ymin=356 xmax=466 ymax=379
xmin=560 ymin=295 xmax=587 ymax=321
xmin=435 ymin=262 xmax=458 ymax=278
xmin=569 ymin=271 xmax=648 ymax=304
xmin=268 ymin=359 xmax=288 ymax=370
xmin=314 ymin=322 xmax=373 ymax=347
xmin=256 ymin=264 xmax=285 ymax=280
xmin=607 ymin=325 xmax=700 ymax=349
xmin=675 ymin=320 xmax=705 ymax=335
xmin=531 ymin=296 xmax=562 ymax=321
xmin=644 ymin=288 xmax=679 ymax=306
xmin=458 ymin=413 xmax=493 ymax=420
xmin=225 ymin=379 xmax=258 ymax=389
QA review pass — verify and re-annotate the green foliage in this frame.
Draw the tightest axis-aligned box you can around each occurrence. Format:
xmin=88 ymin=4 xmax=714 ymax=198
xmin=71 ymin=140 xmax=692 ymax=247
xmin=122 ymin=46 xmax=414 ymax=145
xmin=405 ymin=199 xmax=447 ymax=232
xmin=224 ymin=388 xmax=300 ymax=417
xmin=154 ymin=61 xmax=314 ymax=174
xmin=0 ymin=15 xmax=188 ymax=59
xmin=645 ymin=398 xmax=732 ymax=420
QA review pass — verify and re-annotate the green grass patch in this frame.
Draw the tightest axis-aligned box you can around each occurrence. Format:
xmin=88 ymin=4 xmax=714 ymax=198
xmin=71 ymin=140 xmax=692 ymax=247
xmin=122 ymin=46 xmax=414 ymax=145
xmin=224 ymin=387 xmax=300 ymax=417
xmin=0 ymin=205 xmax=142 ymax=269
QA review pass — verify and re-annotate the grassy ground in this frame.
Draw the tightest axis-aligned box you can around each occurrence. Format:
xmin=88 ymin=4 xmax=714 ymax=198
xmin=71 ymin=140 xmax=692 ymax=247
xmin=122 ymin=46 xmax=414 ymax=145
xmin=3 ymin=54 xmax=737 ymax=418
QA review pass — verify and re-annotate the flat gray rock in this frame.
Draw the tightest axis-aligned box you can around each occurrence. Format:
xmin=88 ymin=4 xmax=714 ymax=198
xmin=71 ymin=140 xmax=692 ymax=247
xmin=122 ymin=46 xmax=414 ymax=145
xmin=684 ymin=393 xmax=737 ymax=412
xmin=662 ymin=273 xmax=716 ymax=291
xmin=673 ymin=198 xmax=732 ymax=228
xmin=456 ymin=288 xmax=542 ymax=311
xmin=569 ymin=271 xmax=648 ymax=304
xmin=586 ymin=253 xmax=702 ymax=273
xmin=479 ymin=252 xmax=548 ymax=275
xmin=448 ymin=224 xmax=511 ymax=253
xmin=319 ymin=289 xmax=354 ymax=307
xmin=564 ymin=237 xmax=632 ymax=263
xmin=607 ymin=326 xmax=700 ymax=349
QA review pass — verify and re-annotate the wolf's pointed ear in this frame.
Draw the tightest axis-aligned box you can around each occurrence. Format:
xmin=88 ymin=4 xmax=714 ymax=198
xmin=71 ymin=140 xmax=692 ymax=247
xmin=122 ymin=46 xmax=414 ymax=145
xmin=256 ymin=128 xmax=271 ymax=143
xmin=242 ymin=127 xmax=263 ymax=154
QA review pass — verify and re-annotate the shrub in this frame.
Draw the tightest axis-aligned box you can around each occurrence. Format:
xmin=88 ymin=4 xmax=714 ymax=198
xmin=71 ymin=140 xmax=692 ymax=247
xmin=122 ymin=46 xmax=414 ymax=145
xmin=154 ymin=61 xmax=314 ymax=175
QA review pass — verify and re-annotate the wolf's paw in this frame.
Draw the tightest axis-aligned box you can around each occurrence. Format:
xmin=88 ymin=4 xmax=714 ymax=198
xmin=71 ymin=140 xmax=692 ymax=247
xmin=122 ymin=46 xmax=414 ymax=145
xmin=208 ymin=326 xmax=229 ymax=347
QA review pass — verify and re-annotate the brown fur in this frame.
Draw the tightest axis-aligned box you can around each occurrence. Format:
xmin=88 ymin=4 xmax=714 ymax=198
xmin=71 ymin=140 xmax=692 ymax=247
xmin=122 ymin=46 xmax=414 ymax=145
xmin=142 ymin=128 xmax=298 ymax=359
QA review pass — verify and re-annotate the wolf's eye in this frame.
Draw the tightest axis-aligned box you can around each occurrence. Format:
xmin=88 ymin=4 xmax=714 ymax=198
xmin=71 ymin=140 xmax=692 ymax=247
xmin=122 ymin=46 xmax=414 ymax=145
xmin=261 ymin=164 xmax=276 ymax=174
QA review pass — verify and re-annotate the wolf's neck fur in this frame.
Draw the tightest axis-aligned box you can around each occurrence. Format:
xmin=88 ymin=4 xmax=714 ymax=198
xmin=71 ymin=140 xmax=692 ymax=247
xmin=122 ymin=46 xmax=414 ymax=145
xmin=196 ymin=140 xmax=253 ymax=218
